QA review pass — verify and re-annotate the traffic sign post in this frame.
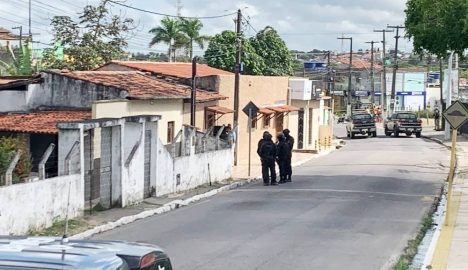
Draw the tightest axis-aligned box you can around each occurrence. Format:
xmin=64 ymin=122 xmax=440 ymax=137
xmin=442 ymin=100 xmax=468 ymax=225
xmin=243 ymin=101 xmax=259 ymax=177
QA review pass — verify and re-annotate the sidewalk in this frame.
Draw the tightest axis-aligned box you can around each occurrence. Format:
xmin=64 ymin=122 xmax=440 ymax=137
xmin=422 ymin=126 xmax=468 ymax=270
xmin=31 ymin=139 xmax=343 ymax=239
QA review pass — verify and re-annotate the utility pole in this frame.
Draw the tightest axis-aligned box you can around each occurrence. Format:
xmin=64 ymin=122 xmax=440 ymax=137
xmin=326 ymin=51 xmax=331 ymax=95
xmin=374 ymin=29 xmax=393 ymax=118
xmin=337 ymin=36 xmax=353 ymax=117
xmin=365 ymin=41 xmax=377 ymax=104
xmin=387 ymin=25 xmax=404 ymax=115
xmin=233 ymin=9 xmax=242 ymax=165
xmin=12 ymin=26 xmax=23 ymax=49
xmin=190 ymin=56 xmax=198 ymax=127
xmin=28 ymin=0 xmax=32 ymax=37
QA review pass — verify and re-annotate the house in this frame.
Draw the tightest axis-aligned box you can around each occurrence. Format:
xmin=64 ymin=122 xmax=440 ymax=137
xmin=96 ymin=61 xmax=300 ymax=166
xmin=288 ymin=78 xmax=334 ymax=151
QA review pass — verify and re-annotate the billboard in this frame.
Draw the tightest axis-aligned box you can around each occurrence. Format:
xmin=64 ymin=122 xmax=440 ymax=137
xmin=404 ymin=73 xmax=425 ymax=93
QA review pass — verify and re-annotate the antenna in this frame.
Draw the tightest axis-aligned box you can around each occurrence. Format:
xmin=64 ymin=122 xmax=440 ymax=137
xmin=61 ymin=181 xmax=72 ymax=245
xmin=176 ymin=0 xmax=183 ymax=17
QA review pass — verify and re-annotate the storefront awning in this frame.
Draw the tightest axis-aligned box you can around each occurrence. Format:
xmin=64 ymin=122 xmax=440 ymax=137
xmin=206 ymin=106 xmax=235 ymax=114
xmin=267 ymin=105 xmax=300 ymax=113
xmin=258 ymin=108 xmax=275 ymax=115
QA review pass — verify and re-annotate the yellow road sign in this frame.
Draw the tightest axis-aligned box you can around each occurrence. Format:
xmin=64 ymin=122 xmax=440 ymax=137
xmin=443 ymin=100 xmax=468 ymax=129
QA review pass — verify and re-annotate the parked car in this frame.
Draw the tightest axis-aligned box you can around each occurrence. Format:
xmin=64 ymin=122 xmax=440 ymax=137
xmin=346 ymin=113 xmax=377 ymax=139
xmin=384 ymin=111 xmax=422 ymax=138
xmin=0 ymin=236 xmax=172 ymax=270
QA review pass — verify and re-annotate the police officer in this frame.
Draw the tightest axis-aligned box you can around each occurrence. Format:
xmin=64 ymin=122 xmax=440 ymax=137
xmin=257 ymin=131 xmax=270 ymax=157
xmin=283 ymin=129 xmax=294 ymax=182
xmin=259 ymin=133 xmax=277 ymax=186
xmin=276 ymin=133 xmax=290 ymax=184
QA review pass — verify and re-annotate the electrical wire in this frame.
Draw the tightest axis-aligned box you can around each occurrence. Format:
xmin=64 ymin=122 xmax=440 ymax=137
xmin=107 ymin=0 xmax=237 ymax=19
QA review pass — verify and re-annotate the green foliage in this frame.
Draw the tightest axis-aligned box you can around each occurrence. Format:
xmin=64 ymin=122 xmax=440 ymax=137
xmin=405 ymin=0 xmax=468 ymax=57
xmin=0 ymin=41 xmax=33 ymax=75
xmin=204 ymin=26 xmax=292 ymax=76
xmin=179 ymin=18 xmax=210 ymax=59
xmin=0 ymin=136 xmax=31 ymax=183
xmin=149 ymin=17 xmax=187 ymax=61
xmin=249 ymin=26 xmax=293 ymax=76
xmin=204 ymin=30 xmax=265 ymax=75
xmin=42 ymin=0 xmax=134 ymax=71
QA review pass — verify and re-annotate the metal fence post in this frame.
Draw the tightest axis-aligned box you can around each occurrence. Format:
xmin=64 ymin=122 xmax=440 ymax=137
xmin=5 ymin=151 xmax=21 ymax=186
xmin=64 ymin=141 xmax=80 ymax=175
xmin=39 ymin=143 xmax=56 ymax=180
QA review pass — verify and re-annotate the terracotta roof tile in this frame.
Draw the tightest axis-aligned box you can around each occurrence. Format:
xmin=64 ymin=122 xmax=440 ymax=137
xmin=0 ymin=110 xmax=91 ymax=134
xmin=51 ymin=71 xmax=226 ymax=102
xmin=106 ymin=61 xmax=233 ymax=79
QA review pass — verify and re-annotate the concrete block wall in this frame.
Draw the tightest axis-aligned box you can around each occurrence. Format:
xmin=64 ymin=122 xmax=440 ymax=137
xmin=0 ymin=174 xmax=83 ymax=235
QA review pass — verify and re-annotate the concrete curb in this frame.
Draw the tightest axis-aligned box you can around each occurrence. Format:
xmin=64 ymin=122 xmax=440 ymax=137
xmin=421 ymin=135 xmax=450 ymax=149
xmin=71 ymin=141 xmax=344 ymax=240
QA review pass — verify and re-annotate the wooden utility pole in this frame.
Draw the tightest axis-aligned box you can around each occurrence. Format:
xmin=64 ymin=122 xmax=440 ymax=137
xmin=190 ymin=57 xmax=198 ymax=126
xmin=233 ymin=9 xmax=242 ymax=165
xmin=366 ymin=41 xmax=377 ymax=104
xmin=387 ymin=25 xmax=404 ymax=115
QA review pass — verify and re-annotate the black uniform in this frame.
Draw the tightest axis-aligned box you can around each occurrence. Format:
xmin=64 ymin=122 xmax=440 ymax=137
xmin=283 ymin=129 xmax=294 ymax=182
xmin=257 ymin=131 xmax=270 ymax=157
xmin=276 ymin=135 xmax=290 ymax=183
xmin=259 ymin=134 xmax=277 ymax=185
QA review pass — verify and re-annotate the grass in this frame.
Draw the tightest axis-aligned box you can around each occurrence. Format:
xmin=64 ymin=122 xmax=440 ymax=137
xmin=29 ymin=219 xmax=84 ymax=236
xmin=392 ymin=198 xmax=439 ymax=270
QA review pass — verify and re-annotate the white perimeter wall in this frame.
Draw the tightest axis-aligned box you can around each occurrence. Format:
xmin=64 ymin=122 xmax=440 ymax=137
xmin=0 ymin=174 xmax=83 ymax=235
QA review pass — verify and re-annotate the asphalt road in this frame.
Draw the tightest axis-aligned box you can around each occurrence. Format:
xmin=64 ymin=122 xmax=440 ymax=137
xmin=94 ymin=124 xmax=449 ymax=270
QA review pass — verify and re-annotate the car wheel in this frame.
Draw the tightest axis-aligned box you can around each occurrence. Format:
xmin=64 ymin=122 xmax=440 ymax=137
xmin=416 ymin=132 xmax=421 ymax=138
xmin=372 ymin=131 xmax=377 ymax=137
xmin=393 ymin=129 xmax=399 ymax=137
xmin=350 ymin=133 xmax=355 ymax=139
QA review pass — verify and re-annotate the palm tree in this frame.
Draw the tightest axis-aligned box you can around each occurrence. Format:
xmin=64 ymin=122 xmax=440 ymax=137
xmin=179 ymin=18 xmax=210 ymax=60
xmin=148 ymin=17 xmax=186 ymax=62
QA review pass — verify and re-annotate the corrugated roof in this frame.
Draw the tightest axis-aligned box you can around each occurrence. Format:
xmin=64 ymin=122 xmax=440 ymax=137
xmin=0 ymin=110 xmax=91 ymax=134
xmin=50 ymin=70 xmax=226 ymax=102
xmin=104 ymin=61 xmax=233 ymax=79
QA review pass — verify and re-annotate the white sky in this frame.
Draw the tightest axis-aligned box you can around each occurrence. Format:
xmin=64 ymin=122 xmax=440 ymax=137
xmin=0 ymin=0 xmax=413 ymax=55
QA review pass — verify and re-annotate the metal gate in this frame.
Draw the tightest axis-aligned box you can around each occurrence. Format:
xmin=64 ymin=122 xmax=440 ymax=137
xmin=100 ymin=127 xmax=112 ymax=209
xmin=298 ymin=108 xmax=304 ymax=149
xmin=143 ymin=129 xmax=152 ymax=198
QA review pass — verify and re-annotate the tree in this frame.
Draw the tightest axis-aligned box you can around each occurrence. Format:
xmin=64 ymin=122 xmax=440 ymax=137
xmin=204 ymin=30 xmax=265 ymax=75
xmin=0 ymin=42 xmax=33 ymax=75
xmin=42 ymin=0 xmax=134 ymax=71
xmin=149 ymin=17 xmax=187 ymax=62
xmin=249 ymin=27 xmax=293 ymax=76
xmin=179 ymin=18 xmax=210 ymax=60
xmin=405 ymin=0 xmax=468 ymax=57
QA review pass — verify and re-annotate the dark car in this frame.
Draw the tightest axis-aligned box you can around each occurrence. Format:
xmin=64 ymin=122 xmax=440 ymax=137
xmin=384 ymin=111 xmax=422 ymax=138
xmin=346 ymin=113 xmax=377 ymax=139
xmin=0 ymin=236 xmax=172 ymax=270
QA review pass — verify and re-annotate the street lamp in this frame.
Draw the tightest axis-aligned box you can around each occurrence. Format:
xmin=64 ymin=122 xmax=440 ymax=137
xmin=337 ymin=36 xmax=353 ymax=117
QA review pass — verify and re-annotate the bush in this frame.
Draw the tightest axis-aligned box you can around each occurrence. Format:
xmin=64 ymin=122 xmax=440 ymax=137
xmin=0 ymin=136 xmax=31 ymax=183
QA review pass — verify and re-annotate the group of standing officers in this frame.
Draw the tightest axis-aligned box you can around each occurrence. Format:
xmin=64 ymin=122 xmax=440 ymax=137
xmin=257 ymin=129 xmax=294 ymax=186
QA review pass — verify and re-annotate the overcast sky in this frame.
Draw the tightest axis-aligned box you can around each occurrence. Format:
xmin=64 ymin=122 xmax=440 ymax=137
xmin=0 ymin=0 xmax=413 ymax=55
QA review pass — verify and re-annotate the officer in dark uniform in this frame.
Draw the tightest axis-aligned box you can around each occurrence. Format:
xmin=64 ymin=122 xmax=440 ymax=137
xmin=257 ymin=131 xmax=270 ymax=157
xmin=259 ymin=133 xmax=277 ymax=186
xmin=283 ymin=129 xmax=294 ymax=182
xmin=276 ymin=133 xmax=290 ymax=184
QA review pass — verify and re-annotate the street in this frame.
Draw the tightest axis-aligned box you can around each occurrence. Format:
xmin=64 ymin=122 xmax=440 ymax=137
xmin=94 ymin=125 xmax=449 ymax=270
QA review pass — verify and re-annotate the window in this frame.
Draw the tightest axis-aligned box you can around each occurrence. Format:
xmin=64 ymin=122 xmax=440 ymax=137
xmin=167 ymin=121 xmax=175 ymax=143
xmin=275 ymin=113 xmax=284 ymax=133
xmin=204 ymin=109 xmax=215 ymax=130
xmin=251 ymin=117 xmax=257 ymax=129
xmin=263 ymin=115 xmax=271 ymax=128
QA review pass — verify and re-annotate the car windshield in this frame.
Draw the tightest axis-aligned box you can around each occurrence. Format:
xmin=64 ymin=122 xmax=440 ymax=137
xmin=395 ymin=113 xmax=417 ymax=119
xmin=353 ymin=114 xmax=372 ymax=120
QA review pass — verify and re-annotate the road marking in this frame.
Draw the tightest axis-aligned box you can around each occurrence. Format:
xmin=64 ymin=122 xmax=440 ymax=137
xmin=235 ymin=188 xmax=434 ymax=198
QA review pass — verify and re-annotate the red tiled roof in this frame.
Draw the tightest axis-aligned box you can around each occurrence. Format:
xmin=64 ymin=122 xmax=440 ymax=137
xmin=267 ymin=105 xmax=300 ymax=113
xmin=104 ymin=61 xmax=233 ymax=79
xmin=206 ymin=106 xmax=234 ymax=114
xmin=0 ymin=110 xmax=91 ymax=134
xmin=52 ymin=71 xmax=226 ymax=102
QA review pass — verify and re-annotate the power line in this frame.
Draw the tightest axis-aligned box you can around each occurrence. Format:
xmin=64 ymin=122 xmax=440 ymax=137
xmin=108 ymin=0 xmax=237 ymax=19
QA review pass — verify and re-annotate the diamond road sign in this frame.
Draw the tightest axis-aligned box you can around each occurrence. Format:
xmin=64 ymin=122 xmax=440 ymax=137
xmin=443 ymin=100 xmax=468 ymax=129
xmin=242 ymin=101 xmax=259 ymax=117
